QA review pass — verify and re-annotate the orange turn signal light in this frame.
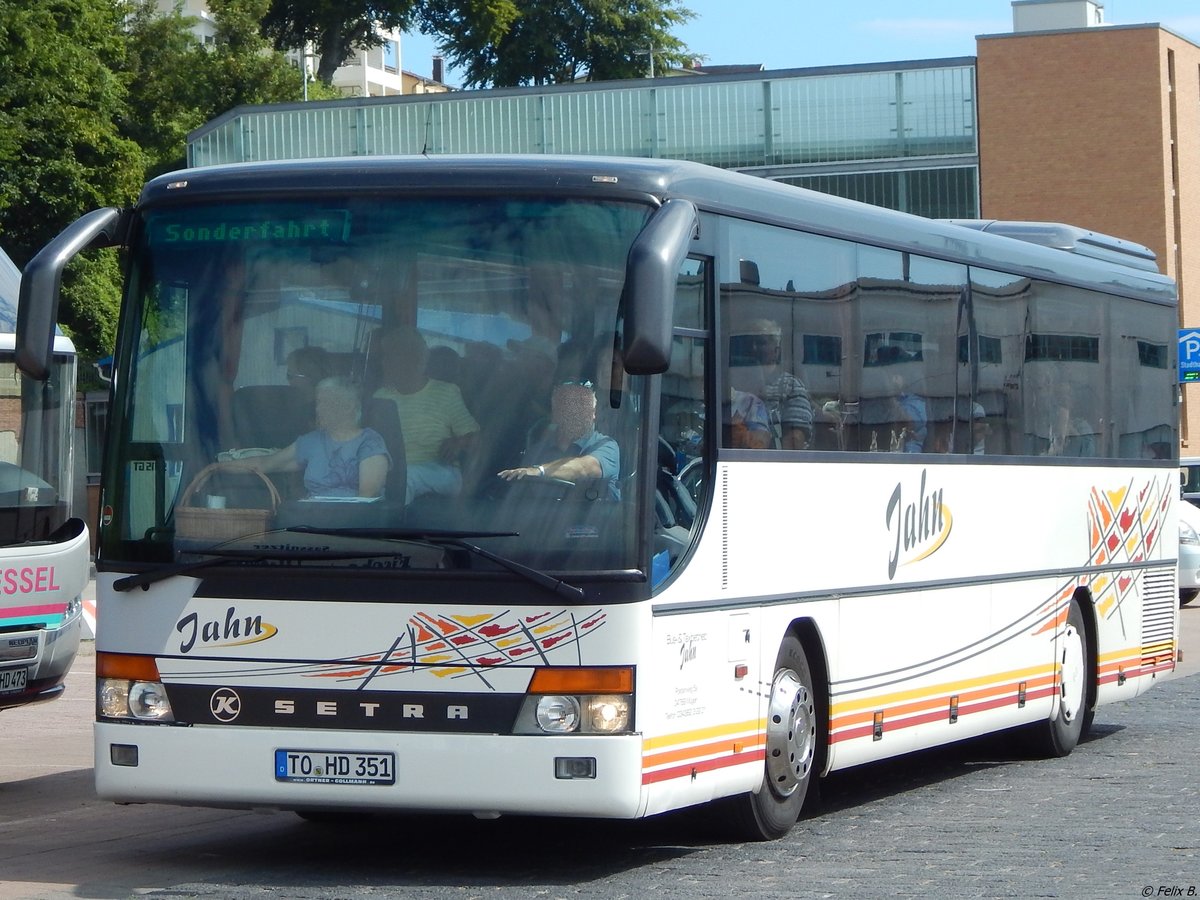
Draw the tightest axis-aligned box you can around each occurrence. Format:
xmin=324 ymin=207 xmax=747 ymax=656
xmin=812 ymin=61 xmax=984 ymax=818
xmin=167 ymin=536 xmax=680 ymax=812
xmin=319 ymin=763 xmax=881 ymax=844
xmin=528 ymin=666 xmax=633 ymax=695
xmin=97 ymin=652 xmax=162 ymax=682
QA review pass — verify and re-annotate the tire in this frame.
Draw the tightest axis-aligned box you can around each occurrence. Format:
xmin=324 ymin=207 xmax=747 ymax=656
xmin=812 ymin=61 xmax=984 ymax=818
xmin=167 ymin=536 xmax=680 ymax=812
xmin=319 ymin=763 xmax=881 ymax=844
xmin=295 ymin=810 xmax=360 ymax=824
xmin=1027 ymin=597 xmax=1091 ymax=758
xmin=1180 ymin=589 xmax=1198 ymax=608
xmin=724 ymin=635 xmax=818 ymax=841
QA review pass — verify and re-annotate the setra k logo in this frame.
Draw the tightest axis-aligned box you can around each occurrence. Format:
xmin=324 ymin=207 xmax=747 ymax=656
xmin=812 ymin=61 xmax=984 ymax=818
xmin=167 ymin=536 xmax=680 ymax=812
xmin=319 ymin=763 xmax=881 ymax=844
xmin=209 ymin=688 xmax=242 ymax=722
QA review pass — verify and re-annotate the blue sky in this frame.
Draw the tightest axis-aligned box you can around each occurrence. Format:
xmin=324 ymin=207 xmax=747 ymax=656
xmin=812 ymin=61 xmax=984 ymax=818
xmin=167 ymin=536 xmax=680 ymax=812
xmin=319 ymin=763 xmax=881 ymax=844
xmin=400 ymin=0 xmax=1200 ymax=86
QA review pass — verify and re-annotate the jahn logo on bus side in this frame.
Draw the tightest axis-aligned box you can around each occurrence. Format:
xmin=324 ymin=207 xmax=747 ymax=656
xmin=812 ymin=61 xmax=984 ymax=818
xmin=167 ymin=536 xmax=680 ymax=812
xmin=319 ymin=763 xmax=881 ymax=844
xmin=885 ymin=469 xmax=952 ymax=580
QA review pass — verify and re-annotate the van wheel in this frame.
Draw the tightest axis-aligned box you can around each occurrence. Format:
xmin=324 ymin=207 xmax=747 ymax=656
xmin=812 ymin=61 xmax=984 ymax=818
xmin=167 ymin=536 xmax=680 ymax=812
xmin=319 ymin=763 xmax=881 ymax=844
xmin=725 ymin=635 xmax=817 ymax=841
xmin=1027 ymin=597 xmax=1090 ymax=757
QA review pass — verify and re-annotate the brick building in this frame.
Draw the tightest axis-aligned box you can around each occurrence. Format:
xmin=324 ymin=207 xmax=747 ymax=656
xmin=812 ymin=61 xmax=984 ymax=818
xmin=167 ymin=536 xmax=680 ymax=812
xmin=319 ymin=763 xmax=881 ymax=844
xmin=977 ymin=10 xmax=1200 ymax=446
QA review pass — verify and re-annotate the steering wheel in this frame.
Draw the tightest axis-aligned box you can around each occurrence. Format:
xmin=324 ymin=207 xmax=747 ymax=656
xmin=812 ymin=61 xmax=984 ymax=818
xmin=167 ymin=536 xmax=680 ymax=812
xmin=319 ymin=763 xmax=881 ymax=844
xmin=494 ymin=473 xmax=577 ymax=500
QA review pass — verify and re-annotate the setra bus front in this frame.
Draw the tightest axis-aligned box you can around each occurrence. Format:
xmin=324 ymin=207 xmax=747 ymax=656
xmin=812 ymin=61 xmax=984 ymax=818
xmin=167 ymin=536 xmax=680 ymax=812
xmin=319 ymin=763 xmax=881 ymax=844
xmin=18 ymin=157 xmax=698 ymax=819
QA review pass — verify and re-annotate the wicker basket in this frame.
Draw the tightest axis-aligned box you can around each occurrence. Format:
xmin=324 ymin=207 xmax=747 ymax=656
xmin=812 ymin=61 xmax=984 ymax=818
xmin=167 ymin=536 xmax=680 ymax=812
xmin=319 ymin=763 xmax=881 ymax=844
xmin=174 ymin=463 xmax=281 ymax=543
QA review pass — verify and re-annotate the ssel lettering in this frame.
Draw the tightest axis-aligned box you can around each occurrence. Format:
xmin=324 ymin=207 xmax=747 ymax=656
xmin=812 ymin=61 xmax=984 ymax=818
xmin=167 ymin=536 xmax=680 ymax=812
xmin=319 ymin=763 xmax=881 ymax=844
xmin=885 ymin=469 xmax=951 ymax=579
xmin=176 ymin=607 xmax=277 ymax=653
xmin=0 ymin=566 xmax=60 ymax=596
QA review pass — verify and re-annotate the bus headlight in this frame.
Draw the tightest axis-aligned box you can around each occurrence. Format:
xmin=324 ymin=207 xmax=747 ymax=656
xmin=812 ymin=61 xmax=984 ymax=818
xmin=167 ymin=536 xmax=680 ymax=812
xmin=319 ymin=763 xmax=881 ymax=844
xmin=518 ymin=693 xmax=633 ymax=734
xmin=513 ymin=667 xmax=633 ymax=734
xmin=97 ymin=678 xmax=130 ymax=718
xmin=97 ymin=677 xmax=175 ymax=722
xmin=515 ymin=666 xmax=634 ymax=735
xmin=588 ymin=695 xmax=630 ymax=733
xmin=1181 ymin=520 xmax=1199 ymax=545
xmin=96 ymin=652 xmax=174 ymax=722
xmin=536 ymin=695 xmax=581 ymax=732
xmin=129 ymin=681 xmax=173 ymax=719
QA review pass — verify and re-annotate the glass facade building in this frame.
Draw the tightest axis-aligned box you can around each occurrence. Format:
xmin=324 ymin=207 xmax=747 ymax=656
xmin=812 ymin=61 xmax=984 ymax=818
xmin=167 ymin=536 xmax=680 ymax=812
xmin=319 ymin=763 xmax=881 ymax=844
xmin=186 ymin=58 xmax=979 ymax=218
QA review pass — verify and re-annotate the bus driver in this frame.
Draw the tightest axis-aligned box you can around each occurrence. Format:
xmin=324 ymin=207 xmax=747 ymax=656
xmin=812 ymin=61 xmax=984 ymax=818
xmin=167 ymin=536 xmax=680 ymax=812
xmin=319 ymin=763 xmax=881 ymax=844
xmin=497 ymin=381 xmax=620 ymax=500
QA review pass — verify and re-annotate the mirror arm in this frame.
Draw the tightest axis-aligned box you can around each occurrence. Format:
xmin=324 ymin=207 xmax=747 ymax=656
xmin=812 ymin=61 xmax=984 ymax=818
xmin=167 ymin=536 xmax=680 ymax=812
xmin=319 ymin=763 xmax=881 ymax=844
xmin=18 ymin=207 xmax=125 ymax=380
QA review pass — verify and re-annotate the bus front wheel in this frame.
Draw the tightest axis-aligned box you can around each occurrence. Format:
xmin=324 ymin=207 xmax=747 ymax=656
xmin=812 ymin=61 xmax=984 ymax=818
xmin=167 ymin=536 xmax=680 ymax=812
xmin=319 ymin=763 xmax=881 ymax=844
xmin=726 ymin=635 xmax=817 ymax=840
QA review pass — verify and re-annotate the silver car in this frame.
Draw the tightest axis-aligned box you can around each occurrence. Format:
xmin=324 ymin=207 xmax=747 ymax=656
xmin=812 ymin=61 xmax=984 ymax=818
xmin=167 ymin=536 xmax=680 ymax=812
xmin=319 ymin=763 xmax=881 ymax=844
xmin=1183 ymin=457 xmax=1200 ymax=509
xmin=1179 ymin=496 xmax=1200 ymax=607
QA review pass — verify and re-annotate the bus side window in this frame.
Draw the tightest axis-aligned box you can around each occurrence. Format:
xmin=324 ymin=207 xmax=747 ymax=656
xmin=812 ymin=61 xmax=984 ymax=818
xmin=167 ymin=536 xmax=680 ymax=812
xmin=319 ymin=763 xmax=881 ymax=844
xmin=720 ymin=223 xmax=855 ymax=452
xmin=857 ymin=250 xmax=967 ymax=454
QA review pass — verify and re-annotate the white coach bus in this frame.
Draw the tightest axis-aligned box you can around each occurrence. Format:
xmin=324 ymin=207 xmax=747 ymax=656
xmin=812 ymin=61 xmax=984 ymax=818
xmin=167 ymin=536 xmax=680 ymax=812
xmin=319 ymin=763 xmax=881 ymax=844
xmin=16 ymin=156 xmax=1178 ymax=839
xmin=0 ymin=246 xmax=89 ymax=713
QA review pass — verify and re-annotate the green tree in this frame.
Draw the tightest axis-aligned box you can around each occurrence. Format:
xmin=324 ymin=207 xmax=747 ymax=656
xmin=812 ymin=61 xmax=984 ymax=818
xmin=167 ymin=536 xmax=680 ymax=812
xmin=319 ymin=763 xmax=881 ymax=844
xmin=0 ymin=0 xmax=304 ymax=364
xmin=122 ymin=1 xmax=216 ymax=178
xmin=204 ymin=0 xmax=306 ymax=111
xmin=124 ymin=0 xmax=307 ymax=178
xmin=0 ymin=0 xmax=144 ymax=360
xmin=261 ymin=0 xmax=422 ymax=84
xmin=418 ymin=0 xmax=695 ymax=88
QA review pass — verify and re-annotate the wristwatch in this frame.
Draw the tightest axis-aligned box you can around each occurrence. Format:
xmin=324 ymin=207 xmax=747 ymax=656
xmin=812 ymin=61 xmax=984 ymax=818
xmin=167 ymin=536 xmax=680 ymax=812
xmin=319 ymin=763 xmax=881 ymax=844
xmin=536 ymin=465 xmax=546 ymax=477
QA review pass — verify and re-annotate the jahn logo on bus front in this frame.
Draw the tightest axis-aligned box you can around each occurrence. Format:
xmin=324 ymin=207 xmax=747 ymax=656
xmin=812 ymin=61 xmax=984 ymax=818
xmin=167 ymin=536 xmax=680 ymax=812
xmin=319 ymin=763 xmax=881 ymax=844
xmin=885 ymin=469 xmax=952 ymax=580
xmin=176 ymin=606 xmax=278 ymax=653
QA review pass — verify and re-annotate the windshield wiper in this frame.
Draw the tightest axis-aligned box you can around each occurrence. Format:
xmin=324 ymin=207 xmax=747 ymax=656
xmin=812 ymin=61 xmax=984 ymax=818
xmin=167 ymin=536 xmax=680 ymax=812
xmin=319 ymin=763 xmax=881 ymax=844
xmin=285 ymin=526 xmax=587 ymax=601
xmin=113 ymin=546 xmax=413 ymax=592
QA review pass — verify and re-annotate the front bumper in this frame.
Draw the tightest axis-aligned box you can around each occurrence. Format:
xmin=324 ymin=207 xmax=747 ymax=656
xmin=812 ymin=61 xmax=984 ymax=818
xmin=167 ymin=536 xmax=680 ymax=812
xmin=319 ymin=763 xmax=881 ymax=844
xmin=0 ymin=606 xmax=83 ymax=711
xmin=95 ymin=722 xmax=646 ymax=819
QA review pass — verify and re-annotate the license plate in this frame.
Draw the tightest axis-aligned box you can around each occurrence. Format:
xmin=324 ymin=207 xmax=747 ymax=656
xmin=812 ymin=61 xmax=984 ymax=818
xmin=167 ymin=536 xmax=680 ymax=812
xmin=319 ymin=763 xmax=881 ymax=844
xmin=0 ymin=667 xmax=28 ymax=693
xmin=274 ymin=749 xmax=395 ymax=785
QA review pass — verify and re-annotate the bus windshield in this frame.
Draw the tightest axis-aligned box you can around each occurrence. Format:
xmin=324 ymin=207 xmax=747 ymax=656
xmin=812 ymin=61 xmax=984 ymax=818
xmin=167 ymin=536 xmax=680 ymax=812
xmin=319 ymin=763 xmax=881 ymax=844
xmin=0 ymin=333 xmax=76 ymax=548
xmin=103 ymin=195 xmax=653 ymax=577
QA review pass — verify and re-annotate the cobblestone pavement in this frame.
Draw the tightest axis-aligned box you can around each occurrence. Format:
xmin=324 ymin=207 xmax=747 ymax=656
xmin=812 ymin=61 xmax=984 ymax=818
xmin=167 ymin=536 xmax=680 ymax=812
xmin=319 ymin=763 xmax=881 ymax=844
xmin=128 ymin=674 xmax=1199 ymax=900
xmin=2 ymin=606 xmax=1197 ymax=900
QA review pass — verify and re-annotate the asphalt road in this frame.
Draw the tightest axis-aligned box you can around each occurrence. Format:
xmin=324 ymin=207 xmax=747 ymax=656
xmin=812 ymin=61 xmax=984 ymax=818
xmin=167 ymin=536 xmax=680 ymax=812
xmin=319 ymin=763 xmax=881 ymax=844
xmin=1 ymin=598 xmax=1198 ymax=900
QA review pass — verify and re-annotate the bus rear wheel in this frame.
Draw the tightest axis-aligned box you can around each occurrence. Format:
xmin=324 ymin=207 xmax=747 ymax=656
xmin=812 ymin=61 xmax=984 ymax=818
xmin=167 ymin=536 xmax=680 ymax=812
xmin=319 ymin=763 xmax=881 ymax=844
xmin=726 ymin=635 xmax=817 ymax=841
xmin=1027 ymin=597 xmax=1091 ymax=758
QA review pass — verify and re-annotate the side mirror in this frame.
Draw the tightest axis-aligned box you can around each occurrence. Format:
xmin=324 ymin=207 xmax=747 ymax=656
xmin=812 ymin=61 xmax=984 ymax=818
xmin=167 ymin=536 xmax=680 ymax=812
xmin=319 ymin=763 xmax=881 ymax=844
xmin=622 ymin=199 xmax=698 ymax=375
xmin=18 ymin=207 xmax=124 ymax=380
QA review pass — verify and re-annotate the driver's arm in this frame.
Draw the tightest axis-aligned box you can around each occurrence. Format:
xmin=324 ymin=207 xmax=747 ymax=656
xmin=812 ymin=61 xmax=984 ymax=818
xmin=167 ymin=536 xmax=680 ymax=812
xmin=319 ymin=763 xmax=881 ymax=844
xmin=542 ymin=454 xmax=602 ymax=480
xmin=497 ymin=454 xmax=601 ymax=481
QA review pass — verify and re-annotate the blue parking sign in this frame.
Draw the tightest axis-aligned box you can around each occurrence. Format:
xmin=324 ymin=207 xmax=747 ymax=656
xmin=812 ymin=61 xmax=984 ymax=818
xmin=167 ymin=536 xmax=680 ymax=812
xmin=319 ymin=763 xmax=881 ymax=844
xmin=1181 ymin=330 xmax=1200 ymax=383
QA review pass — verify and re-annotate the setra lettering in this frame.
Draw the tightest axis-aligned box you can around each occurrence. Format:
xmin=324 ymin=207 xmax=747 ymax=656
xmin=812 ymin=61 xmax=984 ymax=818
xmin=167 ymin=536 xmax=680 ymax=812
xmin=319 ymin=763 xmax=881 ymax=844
xmin=264 ymin=698 xmax=470 ymax=722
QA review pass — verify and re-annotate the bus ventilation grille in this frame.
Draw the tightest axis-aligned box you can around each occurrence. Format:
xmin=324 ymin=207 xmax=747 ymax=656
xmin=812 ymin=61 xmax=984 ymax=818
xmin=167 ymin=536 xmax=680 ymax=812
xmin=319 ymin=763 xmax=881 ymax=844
xmin=1140 ymin=567 xmax=1176 ymax=670
xmin=721 ymin=468 xmax=729 ymax=590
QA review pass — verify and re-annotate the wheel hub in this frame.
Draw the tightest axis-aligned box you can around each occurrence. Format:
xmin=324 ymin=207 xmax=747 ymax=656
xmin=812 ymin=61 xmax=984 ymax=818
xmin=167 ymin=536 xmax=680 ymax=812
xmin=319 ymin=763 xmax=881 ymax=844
xmin=1059 ymin=622 xmax=1085 ymax=723
xmin=764 ymin=668 xmax=816 ymax=798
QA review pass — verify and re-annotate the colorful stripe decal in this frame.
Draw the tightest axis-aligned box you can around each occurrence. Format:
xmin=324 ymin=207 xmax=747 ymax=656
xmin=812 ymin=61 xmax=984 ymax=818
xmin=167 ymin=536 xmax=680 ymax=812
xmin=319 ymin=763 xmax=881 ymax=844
xmin=830 ymin=667 xmax=1058 ymax=741
xmin=641 ymin=640 xmax=1168 ymax=786
xmin=1 ymin=602 xmax=67 ymax=620
xmin=642 ymin=718 xmax=766 ymax=785
xmin=831 ymin=663 xmax=1055 ymax=717
xmin=1097 ymin=642 xmax=1176 ymax=685
xmin=827 ymin=645 xmax=1160 ymax=746
xmin=643 ymin=749 xmax=766 ymax=785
